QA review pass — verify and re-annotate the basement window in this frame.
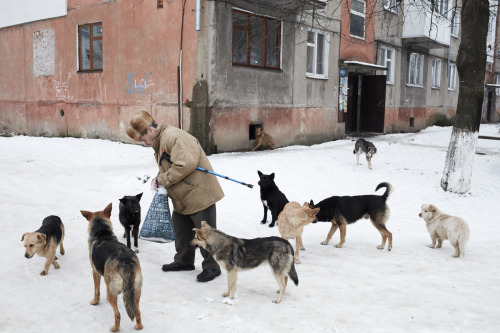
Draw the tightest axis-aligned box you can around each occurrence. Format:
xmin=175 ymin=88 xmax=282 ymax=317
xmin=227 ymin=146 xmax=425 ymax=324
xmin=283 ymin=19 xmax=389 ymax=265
xmin=249 ymin=124 xmax=262 ymax=140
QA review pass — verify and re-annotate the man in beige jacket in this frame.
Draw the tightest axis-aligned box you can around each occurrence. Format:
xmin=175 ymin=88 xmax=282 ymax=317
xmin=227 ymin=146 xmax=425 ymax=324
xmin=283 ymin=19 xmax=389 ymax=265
xmin=127 ymin=111 xmax=224 ymax=282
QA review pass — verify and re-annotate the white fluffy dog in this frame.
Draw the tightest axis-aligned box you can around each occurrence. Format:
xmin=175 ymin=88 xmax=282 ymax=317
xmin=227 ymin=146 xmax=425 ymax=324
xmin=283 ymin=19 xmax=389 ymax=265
xmin=419 ymin=204 xmax=470 ymax=257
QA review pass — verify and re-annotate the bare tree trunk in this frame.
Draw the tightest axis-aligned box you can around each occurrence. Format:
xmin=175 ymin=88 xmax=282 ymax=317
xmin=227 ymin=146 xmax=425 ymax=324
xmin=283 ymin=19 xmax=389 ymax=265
xmin=441 ymin=0 xmax=490 ymax=193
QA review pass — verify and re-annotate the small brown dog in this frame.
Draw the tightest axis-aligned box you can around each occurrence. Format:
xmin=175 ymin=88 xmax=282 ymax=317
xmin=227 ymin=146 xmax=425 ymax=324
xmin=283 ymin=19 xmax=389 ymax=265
xmin=277 ymin=202 xmax=320 ymax=264
xmin=22 ymin=215 xmax=65 ymax=276
xmin=252 ymin=127 xmax=275 ymax=151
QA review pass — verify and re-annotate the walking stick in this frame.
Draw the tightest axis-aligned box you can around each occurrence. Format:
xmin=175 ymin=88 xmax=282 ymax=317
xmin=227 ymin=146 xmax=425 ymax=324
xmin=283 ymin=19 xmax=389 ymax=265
xmin=159 ymin=150 xmax=253 ymax=189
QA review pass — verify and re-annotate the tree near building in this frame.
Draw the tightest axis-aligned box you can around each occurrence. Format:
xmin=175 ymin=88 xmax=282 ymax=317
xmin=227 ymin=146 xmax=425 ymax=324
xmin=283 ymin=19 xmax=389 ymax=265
xmin=441 ymin=0 xmax=490 ymax=193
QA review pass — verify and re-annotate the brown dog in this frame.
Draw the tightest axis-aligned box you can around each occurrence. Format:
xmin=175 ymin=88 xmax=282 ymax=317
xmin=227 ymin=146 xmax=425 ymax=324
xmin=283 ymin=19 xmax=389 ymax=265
xmin=80 ymin=203 xmax=143 ymax=332
xmin=22 ymin=215 xmax=65 ymax=276
xmin=277 ymin=202 xmax=320 ymax=264
xmin=252 ymin=127 xmax=275 ymax=151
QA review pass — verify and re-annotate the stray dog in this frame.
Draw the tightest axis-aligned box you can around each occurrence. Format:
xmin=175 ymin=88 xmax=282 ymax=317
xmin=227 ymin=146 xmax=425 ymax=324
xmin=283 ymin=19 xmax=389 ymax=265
xmin=119 ymin=192 xmax=143 ymax=253
xmin=277 ymin=202 xmax=320 ymax=264
xmin=419 ymin=204 xmax=470 ymax=257
xmin=309 ymin=182 xmax=393 ymax=250
xmin=252 ymin=127 xmax=275 ymax=151
xmin=191 ymin=221 xmax=298 ymax=303
xmin=80 ymin=203 xmax=143 ymax=332
xmin=353 ymin=138 xmax=377 ymax=169
xmin=257 ymin=171 xmax=289 ymax=227
xmin=21 ymin=215 xmax=65 ymax=276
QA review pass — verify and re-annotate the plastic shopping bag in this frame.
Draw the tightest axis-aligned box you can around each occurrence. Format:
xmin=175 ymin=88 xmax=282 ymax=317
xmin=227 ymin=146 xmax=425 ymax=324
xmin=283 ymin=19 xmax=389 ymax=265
xmin=140 ymin=187 xmax=175 ymax=243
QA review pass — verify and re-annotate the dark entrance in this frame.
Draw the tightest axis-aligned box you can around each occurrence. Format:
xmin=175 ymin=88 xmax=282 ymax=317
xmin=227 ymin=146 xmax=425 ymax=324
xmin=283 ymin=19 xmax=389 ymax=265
xmin=345 ymin=74 xmax=386 ymax=134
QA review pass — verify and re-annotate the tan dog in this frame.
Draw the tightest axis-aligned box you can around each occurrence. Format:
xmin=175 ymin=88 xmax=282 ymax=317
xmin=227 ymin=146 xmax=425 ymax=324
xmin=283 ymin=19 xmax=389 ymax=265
xmin=22 ymin=215 xmax=65 ymax=276
xmin=252 ymin=127 xmax=275 ymax=151
xmin=419 ymin=204 xmax=470 ymax=258
xmin=80 ymin=203 xmax=143 ymax=332
xmin=277 ymin=202 xmax=320 ymax=264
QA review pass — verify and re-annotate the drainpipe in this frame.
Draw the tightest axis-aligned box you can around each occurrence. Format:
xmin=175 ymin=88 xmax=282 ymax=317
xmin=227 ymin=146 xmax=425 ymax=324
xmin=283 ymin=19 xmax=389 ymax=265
xmin=196 ymin=0 xmax=201 ymax=31
xmin=178 ymin=0 xmax=187 ymax=129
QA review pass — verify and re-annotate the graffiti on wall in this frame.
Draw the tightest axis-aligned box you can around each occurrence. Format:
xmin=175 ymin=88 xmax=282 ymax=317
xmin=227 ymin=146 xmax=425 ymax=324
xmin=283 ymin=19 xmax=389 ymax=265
xmin=54 ymin=72 xmax=72 ymax=99
xmin=33 ymin=29 xmax=55 ymax=77
xmin=126 ymin=71 xmax=154 ymax=94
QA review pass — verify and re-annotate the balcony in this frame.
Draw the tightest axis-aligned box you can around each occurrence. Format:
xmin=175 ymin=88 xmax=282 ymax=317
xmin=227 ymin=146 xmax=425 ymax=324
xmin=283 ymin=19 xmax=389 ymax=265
xmin=402 ymin=0 xmax=451 ymax=49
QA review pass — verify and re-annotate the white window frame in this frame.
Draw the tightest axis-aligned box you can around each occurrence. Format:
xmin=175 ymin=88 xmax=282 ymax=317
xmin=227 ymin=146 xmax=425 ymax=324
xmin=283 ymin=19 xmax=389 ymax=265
xmin=384 ymin=0 xmax=398 ymax=14
xmin=432 ymin=0 xmax=449 ymax=17
xmin=381 ymin=47 xmax=395 ymax=84
xmin=407 ymin=53 xmax=424 ymax=87
xmin=448 ymin=63 xmax=457 ymax=90
xmin=431 ymin=59 xmax=441 ymax=88
xmin=451 ymin=9 xmax=460 ymax=37
xmin=350 ymin=0 xmax=366 ymax=39
xmin=306 ymin=28 xmax=329 ymax=79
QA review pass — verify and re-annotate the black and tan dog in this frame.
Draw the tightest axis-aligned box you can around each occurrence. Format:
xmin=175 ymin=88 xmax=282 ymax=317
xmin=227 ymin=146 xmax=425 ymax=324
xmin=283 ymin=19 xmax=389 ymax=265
xmin=353 ymin=138 xmax=377 ymax=170
xmin=309 ymin=182 xmax=393 ymax=251
xmin=191 ymin=221 xmax=298 ymax=303
xmin=80 ymin=203 xmax=143 ymax=332
xmin=22 ymin=215 xmax=65 ymax=276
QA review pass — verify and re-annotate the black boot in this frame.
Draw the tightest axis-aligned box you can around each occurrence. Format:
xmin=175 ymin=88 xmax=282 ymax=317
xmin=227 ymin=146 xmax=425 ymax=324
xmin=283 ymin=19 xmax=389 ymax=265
xmin=196 ymin=269 xmax=221 ymax=282
xmin=162 ymin=262 xmax=195 ymax=272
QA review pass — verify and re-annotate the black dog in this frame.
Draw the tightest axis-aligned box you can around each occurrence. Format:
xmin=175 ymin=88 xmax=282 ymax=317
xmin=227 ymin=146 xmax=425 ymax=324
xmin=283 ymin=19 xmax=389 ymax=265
xmin=119 ymin=193 xmax=143 ymax=253
xmin=309 ymin=182 xmax=393 ymax=251
xmin=257 ymin=171 xmax=289 ymax=228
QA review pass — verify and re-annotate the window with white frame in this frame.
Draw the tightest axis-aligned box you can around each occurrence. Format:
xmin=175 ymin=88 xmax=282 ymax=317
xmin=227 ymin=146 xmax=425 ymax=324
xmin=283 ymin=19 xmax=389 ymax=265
xmin=451 ymin=9 xmax=460 ymax=37
xmin=350 ymin=0 xmax=365 ymax=39
xmin=381 ymin=47 xmax=395 ymax=84
xmin=431 ymin=59 xmax=441 ymax=88
xmin=306 ymin=29 xmax=329 ymax=78
xmin=407 ymin=53 xmax=424 ymax=86
xmin=431 ymin=0 xmax=449 ymax=17
xmin=384 ymin=0 xmax=398 ymax=14
xmin=496 ymin=73 xmax=500 ymax=96
xmin=448 ymin=63 xmax=457 ymax=90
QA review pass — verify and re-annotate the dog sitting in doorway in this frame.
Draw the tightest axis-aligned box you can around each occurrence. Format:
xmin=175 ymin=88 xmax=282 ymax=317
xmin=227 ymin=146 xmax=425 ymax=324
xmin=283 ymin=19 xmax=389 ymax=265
xmin=252 ymin=127 xmax=275 ymax=151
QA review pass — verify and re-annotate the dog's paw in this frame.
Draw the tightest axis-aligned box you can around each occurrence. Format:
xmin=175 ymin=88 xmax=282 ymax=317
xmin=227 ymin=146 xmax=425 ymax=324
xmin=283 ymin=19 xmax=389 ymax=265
xmin=135 ymin=323 xmax=144 ymax=330
xmin=427 ymin=244 xmax=435 ymax=248
xmin=260 ymin=220 xmax=266 ymax=224
xmin=320 ymin=241 xmax=329 ymax=245
xmin=272 ymin=298 xmax=282 ymax=304
xmin=40 ymin=270 xmax=47 ymax=276
xmin=268 ymin=223 xmax=275 ymax=228
xmin=294 ymin=259 xmax=301 ymax=264
xmin=376 ymin=245 xmax=384 ymax=250
xmin=110 ymin=324 xmax=119 ymax=332
xmin=334 ymin=244 xmax=344 ymax=248
xmin=300 ymin=247 xmax=305 ymax=250
xmin=60 ymin=249 xmax=65 ymax=255
xmin=222 ymin=292 xmax=229 ymax=297
xmin=134 ymin=247 xmax=140 ymax=253
xmin=90 ymin=299 xmax=99 ymax=305
xmin=53 ymin=262 xmax=60 ymax=269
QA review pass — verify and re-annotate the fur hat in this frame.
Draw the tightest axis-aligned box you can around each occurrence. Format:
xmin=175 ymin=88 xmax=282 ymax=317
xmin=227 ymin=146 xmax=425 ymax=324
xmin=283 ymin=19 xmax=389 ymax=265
xmin=127 ymin=111 xmax=155 ymax=141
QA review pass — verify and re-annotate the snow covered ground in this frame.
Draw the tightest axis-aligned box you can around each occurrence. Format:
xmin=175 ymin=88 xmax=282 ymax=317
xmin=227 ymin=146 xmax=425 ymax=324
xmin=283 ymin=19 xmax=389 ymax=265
xmin=1 ymin=124 xmax=499 ymax=333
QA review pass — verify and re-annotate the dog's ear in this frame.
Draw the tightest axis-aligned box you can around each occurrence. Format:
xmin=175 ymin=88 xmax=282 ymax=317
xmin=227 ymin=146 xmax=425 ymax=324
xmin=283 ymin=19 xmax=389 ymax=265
xmin=309 ymin=200 xmax=314 ymax=208
xmin=21 ymin=233 xmax=28 ymax=242
xmin=257 ymin=170 xmax=263 ymax=177
xmin=270 ymin=173 xmax=275 ymax=180
xmin=119 ymin=198 xmax=126 ymax=204
xmin=104 ymin=203 xmax=112 ymax=218
xmin=201 ymin=221 xmax=211 ymax=229
xmin=311 ymin=207 xmax=320 ymax=216
xmin=36 ymin=233 xmax=47 ymax=244
xmin=428 ymin=204 xmax=436 ymax=212
xmin=80 ymin=210 xmax=92 ymax=221
xmin=136 ymin=192 xmax=143 ymax=201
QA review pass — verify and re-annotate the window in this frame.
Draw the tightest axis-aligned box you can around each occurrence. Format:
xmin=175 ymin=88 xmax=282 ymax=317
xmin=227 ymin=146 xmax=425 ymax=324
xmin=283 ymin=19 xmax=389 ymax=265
xmin=307 ymin=29 xmax=329 ymax=78
xmin=431 ymin=0 xmax=449 ymax=17
xmin=448 ymin=63 xmax=457 ymax=90
xmin=78 ymin=23 xmax=102 ymax=71
xmin=384 ymin=0 xmax=398 ymax=14
xmin=381 ymin=47 xmax=395 ymax=84
xmin=350 ymin=0 xmax=365 ymax=39
xmin=232 ymin=10 xmax=281 ymax=69
xmin=431 ymin=59 xmax=441 ymax=88
xmin=407 ymin=53 xmax=424 ymax=86
xmin=451 ymin=9 xmax=460 ymax=37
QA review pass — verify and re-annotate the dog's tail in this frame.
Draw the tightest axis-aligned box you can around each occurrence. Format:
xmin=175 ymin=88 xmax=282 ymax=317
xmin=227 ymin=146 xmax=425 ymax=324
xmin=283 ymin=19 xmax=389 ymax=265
xmin=121 ymin=262 xmax=142 ymax=321
xmin=458 ymin=225 xmax=470 ymax=257
xmin=288 ymin=262 xmax=299 ymax=286
xmin=375 ymin=182 xmax=393 ymax=201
